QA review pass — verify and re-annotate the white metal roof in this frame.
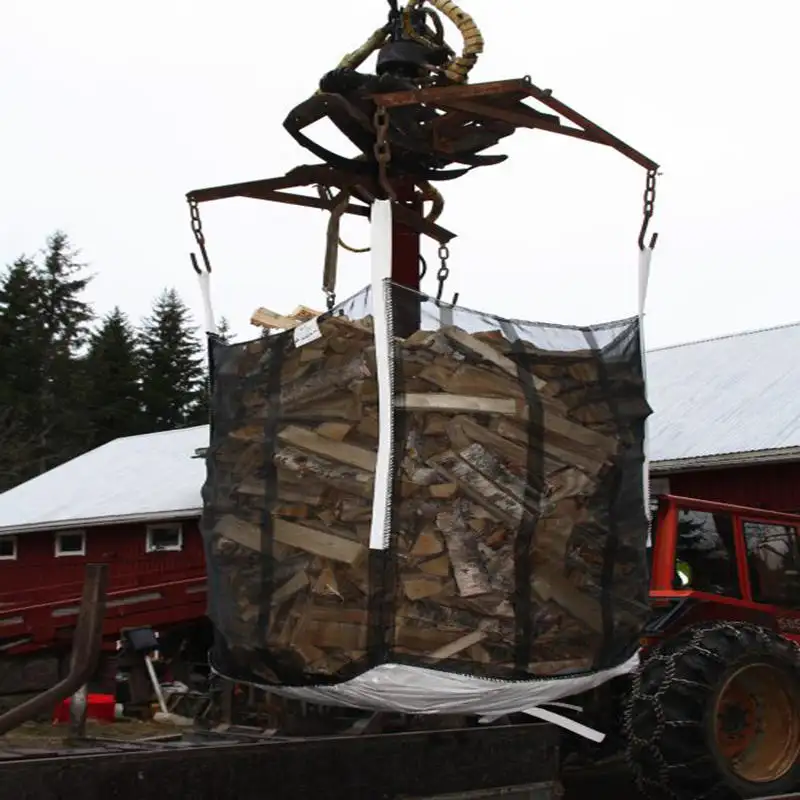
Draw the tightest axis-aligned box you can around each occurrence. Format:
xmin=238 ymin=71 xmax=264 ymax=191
xmin=647 ymin=321 xmax=800 ymax=471
xmin=1 ymin=321 xmax=799 ymax=534
xmin=0 ymin=426 xmax=209 ymax=535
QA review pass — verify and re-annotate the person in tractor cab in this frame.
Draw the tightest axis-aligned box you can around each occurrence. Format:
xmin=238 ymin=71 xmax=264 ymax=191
xmin=675 ymin=558 xmax=692 ymax=587
xmin=672 ymin=511 xmax=738 ymax=594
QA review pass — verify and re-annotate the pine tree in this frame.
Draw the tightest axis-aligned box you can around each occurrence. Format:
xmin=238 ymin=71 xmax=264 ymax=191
xmin=39 ymin=232 xmax=93 ymax=351
xmin=84 ymin=307 xmax=144 ymax=446
xmin=0 ymin=258 xmax=46 ymax=488
xmin=0 ymin=232 xmax=94 ymax=484
xmin=216 ymin=316 xmax=233 ymax=344
xmin=36 ymin=232 xmax=95 ymax=471
xmin=139 ymin=288 xmax=206 ymax=430
xmin=0 ymin=258 xmax=46 ymax=405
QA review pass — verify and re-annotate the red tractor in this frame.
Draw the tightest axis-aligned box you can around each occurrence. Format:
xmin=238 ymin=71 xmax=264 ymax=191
xmin=620 ymin=494 xmax=800 ymax=799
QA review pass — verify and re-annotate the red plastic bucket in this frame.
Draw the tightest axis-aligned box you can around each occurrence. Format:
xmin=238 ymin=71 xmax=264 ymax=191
xmin=53 ymin=693 xmax=116 ymax=724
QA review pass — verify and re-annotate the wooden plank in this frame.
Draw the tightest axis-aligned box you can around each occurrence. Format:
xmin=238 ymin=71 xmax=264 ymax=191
xmin=278 ymin=425 xmax=377 ymax=472
xmin=400 ymin=393 xmax=518 ymax=415
xmin=273 ymin=519 xmax=365 ymax=566
xmin=429 ymin=630 xmax=488 ymax=660
xmin=251 ymin=307 xmax=305 ymax=330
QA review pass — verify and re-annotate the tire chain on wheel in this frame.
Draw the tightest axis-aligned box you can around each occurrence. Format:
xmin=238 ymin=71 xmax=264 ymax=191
xmin=622 ymin=620 xmax=800 ymax=800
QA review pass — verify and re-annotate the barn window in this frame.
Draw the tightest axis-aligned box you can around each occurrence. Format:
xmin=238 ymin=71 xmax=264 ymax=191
xmin=55 ymin=530 xmax=86 ymax=557
xmin=649 ymin=477 xmax=671 ymax=497
xmin=0 ymin=536 xmax=17 ymax=560
xmin=146 ymin=523 xmax=183 ymax=553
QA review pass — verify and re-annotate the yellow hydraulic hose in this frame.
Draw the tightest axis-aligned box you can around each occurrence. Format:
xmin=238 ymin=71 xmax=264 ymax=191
xmin=411 ymin=0 xmax=484 ymax=83
xmin=335 ymin=25 xmax=391 ymax=72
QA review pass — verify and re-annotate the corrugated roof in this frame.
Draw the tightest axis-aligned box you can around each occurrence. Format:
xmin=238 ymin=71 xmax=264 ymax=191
xmin=1 ymin=321 xmax=799 ymax=533
xmin=647 ymin=320 xmax=800 ymax=468
xmin=0 ymin=426 xmax=209 ymax=535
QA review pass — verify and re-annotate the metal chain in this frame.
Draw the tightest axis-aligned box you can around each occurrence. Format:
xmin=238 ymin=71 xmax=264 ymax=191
xmin=188 ymin=198 xmax=213 ymax=274
xmin=435 ymin=244 xmax=450 ymax=301
xmin=189 ymin=199 xmax=204 ymax=248
xmin=638 ymin=168 xmax=659 ymax=251
xmin=373 ymin=106 xmax=396 ymax=201
xmin=325 ymin=289 xmax=336 ymax=312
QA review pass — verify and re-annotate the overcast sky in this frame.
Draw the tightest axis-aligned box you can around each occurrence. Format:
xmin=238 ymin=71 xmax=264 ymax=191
xmin=3 ymin=0 xmax=798 ymax=350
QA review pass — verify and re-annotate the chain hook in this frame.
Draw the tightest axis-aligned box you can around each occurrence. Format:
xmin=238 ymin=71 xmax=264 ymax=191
xmin=188 ymin=197 xmax=213 ymax=274
xmin=435 ymin=244 xmax=450 ymax=302
xmin=638 ymin=169 xmax=659 ymax=251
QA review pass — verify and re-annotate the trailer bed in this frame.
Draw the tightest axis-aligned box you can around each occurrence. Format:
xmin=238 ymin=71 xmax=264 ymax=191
xmin=3 ymin=722 xmax=792 ymax=799
xmin=0 ymin=722 xmax=561 ymax=800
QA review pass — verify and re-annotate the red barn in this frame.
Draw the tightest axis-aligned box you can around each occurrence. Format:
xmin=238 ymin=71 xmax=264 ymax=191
xmin=0 ymin=426 xmax=209 ymax=670
xmin=648 ymin=321 xmax=800 ymax=511
xmin=0 ymin=319 xmax=796 ymax=688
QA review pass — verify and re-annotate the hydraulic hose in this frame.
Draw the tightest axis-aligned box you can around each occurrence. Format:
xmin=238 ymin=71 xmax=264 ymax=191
xmin=416 ymin=0 xmax=484 ymax=83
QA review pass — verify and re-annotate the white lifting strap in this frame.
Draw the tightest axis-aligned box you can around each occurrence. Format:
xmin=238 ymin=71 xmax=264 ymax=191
xmin=639 ymin=244 xmax=653 ymax=523
xmin=368 ymin=199 xmax=395 ymax=551
xmin=197 ymin=269 xmax=217 ymax=336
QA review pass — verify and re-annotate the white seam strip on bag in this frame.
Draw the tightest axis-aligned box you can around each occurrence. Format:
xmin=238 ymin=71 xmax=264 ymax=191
xmin=477 ymin=703 xmax=602 ymax=742
xmin=197 ymin=271 xmax=217 ymax=335
xmin=369 ymin=199 xmax=395 ymax=550
xmin=517 ymin=706 xmax=605 ymax=743
xmin=638 ymin=246 xmax=653 ymax=525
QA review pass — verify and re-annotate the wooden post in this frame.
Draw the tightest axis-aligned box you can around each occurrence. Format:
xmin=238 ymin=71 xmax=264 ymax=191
xmin=0 ymin=564 xmax=107 ymax=738
xmin=391 ymin=180 xmax=422 ymax=337
xmin=67 ymin=683 xmax=88 ymax=741
xmin=144 ymin=653 xmax=169 ymax=715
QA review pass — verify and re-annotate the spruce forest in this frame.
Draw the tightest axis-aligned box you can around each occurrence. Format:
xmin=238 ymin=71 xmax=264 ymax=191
xmin=0 ymin=231 xmax=227 ymax=492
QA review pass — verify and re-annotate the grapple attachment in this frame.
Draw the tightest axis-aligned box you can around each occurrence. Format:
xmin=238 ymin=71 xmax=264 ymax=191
xmin=283 ymin=80 xmax=531 ymax=183
xmin=281 ymin=0 xmax=535 ymax=183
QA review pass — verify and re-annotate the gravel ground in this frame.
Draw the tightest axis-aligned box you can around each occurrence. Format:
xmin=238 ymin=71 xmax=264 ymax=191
xmin=1 ymin=718 xmax=182 ymax=751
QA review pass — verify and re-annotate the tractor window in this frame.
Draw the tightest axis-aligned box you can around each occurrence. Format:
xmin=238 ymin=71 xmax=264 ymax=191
xmin=675 ymin=509 xmax=740 ymax=597
xmin=743 ymin=522 xmax=800 ymax=607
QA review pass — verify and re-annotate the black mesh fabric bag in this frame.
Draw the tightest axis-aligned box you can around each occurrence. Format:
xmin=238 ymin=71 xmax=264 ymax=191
xmin=201 ymin=283 xmax=652 ymax=689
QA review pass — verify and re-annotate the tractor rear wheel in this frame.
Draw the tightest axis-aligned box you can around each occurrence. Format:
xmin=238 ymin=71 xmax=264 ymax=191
xmin=624 ymin=620 xmax=800 ymax=799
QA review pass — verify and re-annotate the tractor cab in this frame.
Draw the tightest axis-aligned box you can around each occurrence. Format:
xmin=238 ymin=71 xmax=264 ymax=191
xmin=644 ymin=494 xmax=800 ymax=642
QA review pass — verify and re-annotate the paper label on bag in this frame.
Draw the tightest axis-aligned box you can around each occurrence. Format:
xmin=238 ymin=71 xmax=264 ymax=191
xmin=293 ymin=318 xmax=322 ymax=348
